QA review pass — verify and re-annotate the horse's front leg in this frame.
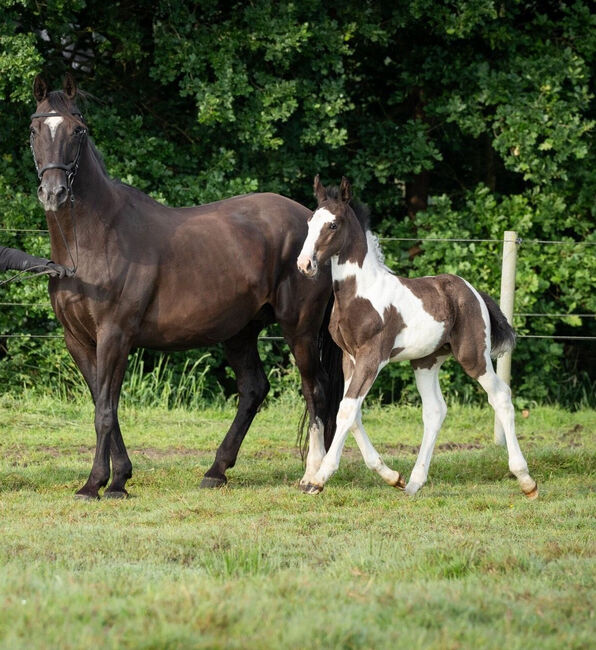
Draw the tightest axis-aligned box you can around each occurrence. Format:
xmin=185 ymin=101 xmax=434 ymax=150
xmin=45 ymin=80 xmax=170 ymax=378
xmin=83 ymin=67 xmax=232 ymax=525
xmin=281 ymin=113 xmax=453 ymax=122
xmin=75 ymin=330 xmax=132 ymax=500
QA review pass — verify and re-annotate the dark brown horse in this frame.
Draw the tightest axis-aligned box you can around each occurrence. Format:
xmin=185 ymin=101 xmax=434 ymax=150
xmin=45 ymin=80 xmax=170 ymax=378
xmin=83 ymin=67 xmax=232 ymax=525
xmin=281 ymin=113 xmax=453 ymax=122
xmin=29 ymin=74 xmax=342 ymax=499
xmin=297 ymin=176 xmax=537 ymax=499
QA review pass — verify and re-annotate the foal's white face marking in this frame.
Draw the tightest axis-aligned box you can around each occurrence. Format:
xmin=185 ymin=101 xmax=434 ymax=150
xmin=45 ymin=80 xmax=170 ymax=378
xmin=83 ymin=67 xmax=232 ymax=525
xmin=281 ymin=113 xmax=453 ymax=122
xmin=297 ymin=207 xmax=336 ymax=276
xmin=44 ymin=115 xmax=64 ymax=141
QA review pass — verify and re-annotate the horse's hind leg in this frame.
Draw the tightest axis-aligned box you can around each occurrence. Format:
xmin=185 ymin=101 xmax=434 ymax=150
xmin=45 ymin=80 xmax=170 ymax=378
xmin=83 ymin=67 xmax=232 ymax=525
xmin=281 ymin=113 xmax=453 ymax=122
xmin=201 ymin=323 xmax=269 ymax=488
xmin=291 ymin=334 xmax=328 ymax=488
xmin=476 ymin=366 xmax=538 ymax=499
xmin=406 ymin=358 xmax=448 ymax=496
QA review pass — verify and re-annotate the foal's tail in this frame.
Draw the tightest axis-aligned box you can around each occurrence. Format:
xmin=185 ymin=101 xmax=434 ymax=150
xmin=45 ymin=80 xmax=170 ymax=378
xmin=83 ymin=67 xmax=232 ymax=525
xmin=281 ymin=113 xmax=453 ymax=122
xmin=298 ymin=295 xmax=344 ymax=458
xmin=479 ymin=291 xmax=516 ymax=358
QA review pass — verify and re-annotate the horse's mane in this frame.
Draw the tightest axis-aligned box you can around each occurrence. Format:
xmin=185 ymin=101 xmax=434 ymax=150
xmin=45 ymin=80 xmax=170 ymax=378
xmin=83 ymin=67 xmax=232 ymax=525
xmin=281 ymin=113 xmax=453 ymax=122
xmin=42 ymin=91 xmax=165 ymax=205
xmin=326 ymin=186 xmax=386 ymax=266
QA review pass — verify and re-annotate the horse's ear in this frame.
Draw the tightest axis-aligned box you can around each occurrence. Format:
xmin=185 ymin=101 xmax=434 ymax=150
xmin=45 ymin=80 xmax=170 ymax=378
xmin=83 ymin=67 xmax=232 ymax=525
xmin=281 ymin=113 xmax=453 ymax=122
xmin=313 ymin=174 xmax=327 ymax=205
xmin=63 ymin=72 xmax=77 ymax=100
xmin=340 ymin=176 xmax=352 ymax=203
xmin=33 ymin=75 xmax=48 ymax=103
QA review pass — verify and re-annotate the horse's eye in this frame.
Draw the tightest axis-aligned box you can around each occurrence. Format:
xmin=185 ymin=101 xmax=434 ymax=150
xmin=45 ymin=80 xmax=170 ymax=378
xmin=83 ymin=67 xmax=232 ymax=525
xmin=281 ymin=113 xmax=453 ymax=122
xmin=74 ymin=126 xmax=86 ymax=137
xmin=30 ymin=127 xmax=36 ymax=136
xmin=329 ymin=222 xmax=337 ymax=230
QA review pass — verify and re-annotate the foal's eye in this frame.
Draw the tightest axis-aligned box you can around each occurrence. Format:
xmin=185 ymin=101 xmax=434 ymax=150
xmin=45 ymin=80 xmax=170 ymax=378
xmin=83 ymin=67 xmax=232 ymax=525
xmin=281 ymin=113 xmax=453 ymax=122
xmin=329 ymin=222 xmax=337 ymax=230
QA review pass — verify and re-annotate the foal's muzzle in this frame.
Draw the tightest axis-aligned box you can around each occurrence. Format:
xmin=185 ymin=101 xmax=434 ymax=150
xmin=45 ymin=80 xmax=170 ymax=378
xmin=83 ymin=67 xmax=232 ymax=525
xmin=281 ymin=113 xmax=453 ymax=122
xmin=297 ymin=254 xmax=319 ymax=278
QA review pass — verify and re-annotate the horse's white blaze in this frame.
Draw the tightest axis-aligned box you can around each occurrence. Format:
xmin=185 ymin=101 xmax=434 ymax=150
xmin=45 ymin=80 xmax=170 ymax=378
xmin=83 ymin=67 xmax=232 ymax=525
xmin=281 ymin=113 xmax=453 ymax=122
xmin=297 ymin=207 xmax=335 ymax=271
xmin=44 ymin=115 xmax=63 ymax=141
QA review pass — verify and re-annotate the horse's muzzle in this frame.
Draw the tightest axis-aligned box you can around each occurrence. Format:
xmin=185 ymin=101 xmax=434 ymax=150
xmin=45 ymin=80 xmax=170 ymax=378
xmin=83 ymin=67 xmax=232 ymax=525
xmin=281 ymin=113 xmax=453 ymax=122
xmin=297 ymin=254 xmax=318 ymax=278
xmin=38 ymin=181 xmax=68 ymax=212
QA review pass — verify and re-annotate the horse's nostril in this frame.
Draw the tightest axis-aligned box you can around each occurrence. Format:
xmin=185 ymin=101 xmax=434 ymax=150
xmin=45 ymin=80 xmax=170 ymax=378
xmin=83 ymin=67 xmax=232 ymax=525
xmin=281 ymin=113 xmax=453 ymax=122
xmin=55 ymin=185 xmax=68 ymax=203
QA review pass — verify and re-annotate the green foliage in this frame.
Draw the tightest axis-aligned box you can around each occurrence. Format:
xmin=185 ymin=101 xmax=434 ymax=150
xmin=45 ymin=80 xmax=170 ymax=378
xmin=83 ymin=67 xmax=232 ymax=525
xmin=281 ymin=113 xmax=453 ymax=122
xmin=0 ymin=0 xmax=594 ymax=407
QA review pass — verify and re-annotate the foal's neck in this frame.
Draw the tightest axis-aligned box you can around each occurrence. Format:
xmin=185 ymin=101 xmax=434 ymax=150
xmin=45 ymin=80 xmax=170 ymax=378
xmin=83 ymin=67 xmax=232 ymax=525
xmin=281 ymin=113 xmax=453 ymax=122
xmin=331 ymin=222 xmax=386 ymax=290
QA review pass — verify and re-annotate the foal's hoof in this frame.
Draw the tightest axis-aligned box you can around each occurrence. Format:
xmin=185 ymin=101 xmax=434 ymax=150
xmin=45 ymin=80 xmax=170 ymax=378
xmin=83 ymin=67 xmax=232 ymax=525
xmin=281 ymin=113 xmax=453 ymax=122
xmin=523 ymin=482 xmax=539 ymax=500
xmin=200 ymin=475 xmax=227 ymax=489
xmin=404 ymin=481 xmax=422 ymax=496
xmin=104 ymin=489 xmax=129 ymax=499
xmin=393 ymin=474 xmax=406 ymax=490
xmin=300 ymin=482 xmax=324 ymax=495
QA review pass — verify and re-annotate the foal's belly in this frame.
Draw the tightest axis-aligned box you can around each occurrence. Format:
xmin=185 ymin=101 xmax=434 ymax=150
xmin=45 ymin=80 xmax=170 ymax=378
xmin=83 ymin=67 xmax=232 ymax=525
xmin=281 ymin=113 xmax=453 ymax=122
xmin=389 ymin=314 xmax=446 ymax=362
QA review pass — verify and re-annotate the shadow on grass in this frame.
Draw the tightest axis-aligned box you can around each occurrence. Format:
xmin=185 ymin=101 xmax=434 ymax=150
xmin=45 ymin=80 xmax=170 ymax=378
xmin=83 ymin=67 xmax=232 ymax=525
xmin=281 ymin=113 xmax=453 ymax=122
xmin=0 ymin=445 xmax=592 ymax=495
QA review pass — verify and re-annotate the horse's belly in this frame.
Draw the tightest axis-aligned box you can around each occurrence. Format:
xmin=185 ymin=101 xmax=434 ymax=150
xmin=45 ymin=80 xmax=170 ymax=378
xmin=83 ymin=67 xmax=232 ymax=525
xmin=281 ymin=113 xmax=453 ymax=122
xmin=136 ymin=291 xmax=263 ymax=348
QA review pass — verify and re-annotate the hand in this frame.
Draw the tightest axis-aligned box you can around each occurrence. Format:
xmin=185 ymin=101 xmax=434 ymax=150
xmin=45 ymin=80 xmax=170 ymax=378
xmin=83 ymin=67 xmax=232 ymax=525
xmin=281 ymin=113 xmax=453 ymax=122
xmin=46 ymin=262 xmax=74 ymax=278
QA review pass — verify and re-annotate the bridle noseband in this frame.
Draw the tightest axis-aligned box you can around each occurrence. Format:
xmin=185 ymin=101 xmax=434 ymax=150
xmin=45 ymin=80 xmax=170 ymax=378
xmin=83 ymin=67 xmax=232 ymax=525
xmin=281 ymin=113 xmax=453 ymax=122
xmin=30 ymin=110 xmax=87 ymax=198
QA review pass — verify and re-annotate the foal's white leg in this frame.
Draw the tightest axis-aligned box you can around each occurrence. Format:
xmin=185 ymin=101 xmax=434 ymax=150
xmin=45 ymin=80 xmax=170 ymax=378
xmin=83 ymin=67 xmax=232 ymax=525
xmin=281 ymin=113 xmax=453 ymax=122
xmin=477 ymin=366 xmax=538 ymax=498
xmin=300 ymin=417 xmax=325 ymax=487
xmin=351 ymin=410 xmax=405 ymax=488
xmin=405 ymin=362 xmax=447 ymax=496
xmin=301 ymin=396 xmax=361 ymax=494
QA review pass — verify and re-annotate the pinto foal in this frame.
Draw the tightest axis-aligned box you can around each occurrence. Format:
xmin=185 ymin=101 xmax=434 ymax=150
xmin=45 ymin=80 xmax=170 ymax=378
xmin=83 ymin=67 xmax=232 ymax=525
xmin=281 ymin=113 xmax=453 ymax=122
xmin=296 ymin=176 xmax=537 ymax=499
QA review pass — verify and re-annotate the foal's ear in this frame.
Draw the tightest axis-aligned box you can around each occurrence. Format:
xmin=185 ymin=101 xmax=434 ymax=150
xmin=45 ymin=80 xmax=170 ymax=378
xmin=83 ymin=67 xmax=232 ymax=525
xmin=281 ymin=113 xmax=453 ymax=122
xmin=63 ymin=72 xmax=77 ymax=100
xmin=340 ymin=176 xmax=352 ymax=203
xmin=313 ymin=174 xmax=327 ymax=205
xmin=33 ymin=75 xmax=48 ymax=103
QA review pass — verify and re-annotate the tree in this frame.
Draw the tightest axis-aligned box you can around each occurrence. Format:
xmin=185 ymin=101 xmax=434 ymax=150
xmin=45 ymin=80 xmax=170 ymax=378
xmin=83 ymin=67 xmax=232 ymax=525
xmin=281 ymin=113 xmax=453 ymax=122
xmin=0 ymin=0 xmax=594 ymax=405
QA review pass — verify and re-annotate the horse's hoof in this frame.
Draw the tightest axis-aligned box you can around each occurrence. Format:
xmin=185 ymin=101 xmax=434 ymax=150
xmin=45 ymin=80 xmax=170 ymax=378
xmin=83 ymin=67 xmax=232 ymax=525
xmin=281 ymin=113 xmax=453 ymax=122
xmin=393 ymin=474 xmax=406 ymax=490
xmin=404 ymin=481 xmax=421 ymax=496
xmin=523 ymin=482 xmax=539 ymax=500
xmin=104 ymin=489 xmax=129 ymax=499
xmin=200 ymin=475 xmax=227 ymax=489
xmin=301 ymin=482 xmax=324 ymax=495
xmin=74 ymin=491 xmax=99 ymax=501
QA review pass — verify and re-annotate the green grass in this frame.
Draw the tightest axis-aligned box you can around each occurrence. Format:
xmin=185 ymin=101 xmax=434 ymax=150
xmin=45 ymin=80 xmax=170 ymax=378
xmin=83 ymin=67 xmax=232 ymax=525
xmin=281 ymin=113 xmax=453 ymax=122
xmin=0 ymin=394 xmax=594 ymax=649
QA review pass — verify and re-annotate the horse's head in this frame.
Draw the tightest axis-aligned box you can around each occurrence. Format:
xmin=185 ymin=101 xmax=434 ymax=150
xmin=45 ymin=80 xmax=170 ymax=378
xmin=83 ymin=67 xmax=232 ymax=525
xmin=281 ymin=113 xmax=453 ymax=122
xmin=30 ymin=73 xmax=87 ymax=212
xmin=297 ymin=175 xmax=354 ymax=278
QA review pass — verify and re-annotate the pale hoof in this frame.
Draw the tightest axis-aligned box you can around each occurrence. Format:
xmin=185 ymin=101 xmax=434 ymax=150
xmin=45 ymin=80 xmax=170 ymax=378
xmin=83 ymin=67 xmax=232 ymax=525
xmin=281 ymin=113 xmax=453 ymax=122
xmin=523 ymin=482 xmax=539 ymax=500
xmin=405 ymin=481 xmax=422 ymax=496
xmin=392 ymin=474 xmax=406 ymax=490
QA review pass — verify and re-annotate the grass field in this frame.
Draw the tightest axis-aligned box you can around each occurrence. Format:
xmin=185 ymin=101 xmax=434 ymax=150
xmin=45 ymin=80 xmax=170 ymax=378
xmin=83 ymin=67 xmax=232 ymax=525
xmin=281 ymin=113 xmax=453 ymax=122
xmin=0 ymin=394 xmax=594 ymax=649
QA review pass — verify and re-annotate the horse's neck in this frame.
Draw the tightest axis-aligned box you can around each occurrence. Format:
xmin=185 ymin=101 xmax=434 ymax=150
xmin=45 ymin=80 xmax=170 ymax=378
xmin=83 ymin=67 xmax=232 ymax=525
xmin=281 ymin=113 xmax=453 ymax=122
xmin=331 ymin=229 xmax=388 ymax=297
xmin=45 ymin=147 xmax=117 ymax=265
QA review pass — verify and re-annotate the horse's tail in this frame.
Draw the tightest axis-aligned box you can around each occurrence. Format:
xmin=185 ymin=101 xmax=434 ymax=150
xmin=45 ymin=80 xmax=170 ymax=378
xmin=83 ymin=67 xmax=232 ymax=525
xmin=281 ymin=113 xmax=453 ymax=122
xmin=298 ymin=294 xmax=344 ymax=459
xmin=319 ymin=295 xmax=344 ymax=449
xmin=479 ymin=291 xmax=516 ymax=358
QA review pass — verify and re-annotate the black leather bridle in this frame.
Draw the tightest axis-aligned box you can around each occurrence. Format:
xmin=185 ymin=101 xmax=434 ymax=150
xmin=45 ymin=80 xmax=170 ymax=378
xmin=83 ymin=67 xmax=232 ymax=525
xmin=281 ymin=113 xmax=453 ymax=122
xmin=30 ymin=110 xmax=86 ymax=274
xmin=30 ymin=110 xmax=87 ymax=198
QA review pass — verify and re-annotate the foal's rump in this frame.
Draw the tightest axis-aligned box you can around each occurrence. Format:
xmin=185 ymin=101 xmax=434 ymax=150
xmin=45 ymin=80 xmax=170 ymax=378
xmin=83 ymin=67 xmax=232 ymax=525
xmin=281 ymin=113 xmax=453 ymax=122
xmin=400 ymin=274 xmax=514 ymax=378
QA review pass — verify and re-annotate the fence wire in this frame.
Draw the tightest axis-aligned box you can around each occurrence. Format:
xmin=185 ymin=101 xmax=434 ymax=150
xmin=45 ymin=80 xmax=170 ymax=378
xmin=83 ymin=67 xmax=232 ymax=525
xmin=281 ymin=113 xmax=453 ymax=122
xmin=1 ymin=232 xmax=594 ymax=342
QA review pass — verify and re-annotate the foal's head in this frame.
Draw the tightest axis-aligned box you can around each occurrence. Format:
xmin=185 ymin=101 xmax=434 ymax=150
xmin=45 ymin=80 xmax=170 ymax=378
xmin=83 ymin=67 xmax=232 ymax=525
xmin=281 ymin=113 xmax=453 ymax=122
xmin=30 ymin=74 xmax=88 ymax=212
xmin=297 ymin=175 xmax=357 ymax=278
